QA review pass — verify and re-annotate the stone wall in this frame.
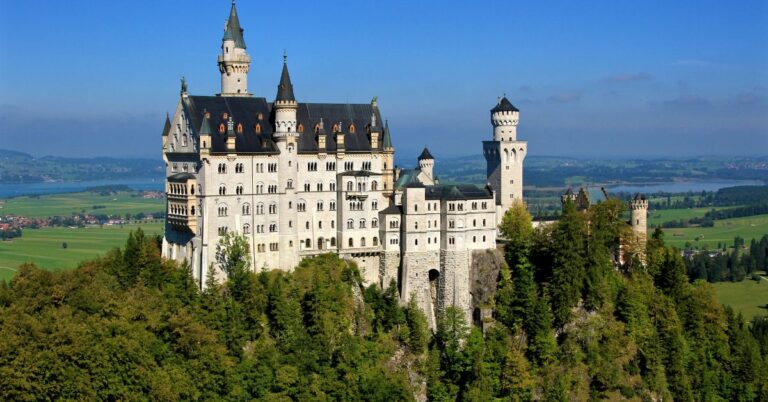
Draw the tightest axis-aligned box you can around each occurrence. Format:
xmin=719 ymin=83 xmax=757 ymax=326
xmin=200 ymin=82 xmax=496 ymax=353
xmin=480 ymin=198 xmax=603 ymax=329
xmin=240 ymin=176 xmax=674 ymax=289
xmin=440 ymin=249 xmax=471 ymax=324
xmin=402 ymin=250 xmax=440 ymax=329
xmin=380 ymin=251 xmax=401 ymax=290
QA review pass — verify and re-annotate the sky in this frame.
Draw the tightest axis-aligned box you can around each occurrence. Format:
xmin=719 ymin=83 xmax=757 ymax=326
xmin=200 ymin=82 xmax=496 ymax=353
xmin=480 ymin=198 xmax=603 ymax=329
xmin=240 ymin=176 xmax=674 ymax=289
xmin=0 ymin=0 xmax=766 ymax=159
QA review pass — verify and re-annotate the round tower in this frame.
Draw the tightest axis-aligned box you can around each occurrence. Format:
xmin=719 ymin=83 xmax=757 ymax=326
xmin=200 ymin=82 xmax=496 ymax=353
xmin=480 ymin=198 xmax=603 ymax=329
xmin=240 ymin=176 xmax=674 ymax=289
xmin=218 ymin=1 xmax=251 ymax=96
xmin=630 ymin=193 xmax=648 ymax=238
xmin=491 ymin=97 xmax=520 ymax=141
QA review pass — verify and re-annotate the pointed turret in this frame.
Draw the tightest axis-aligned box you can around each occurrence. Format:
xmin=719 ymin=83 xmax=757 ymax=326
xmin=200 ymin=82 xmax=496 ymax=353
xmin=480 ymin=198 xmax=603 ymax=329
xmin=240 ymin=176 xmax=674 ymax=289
xmin=418 ymin=147 xmax=434 ymax=161
xmin=382 ymin=120 xmax=393 ymax=149
xmin=199 ymin=110 xmax=212 ymax=153
xmin=418 ymin=147 xmax=435 ymax=184
xmin=223 ymin=0 xmax=246 ymax=49
xmin=275 ymin=58 xmax=295 ymax=102
xmin=273 ymin=54 xmax=299 ymax=138
xmin=161 ymin=113 xmax=171 ymax=137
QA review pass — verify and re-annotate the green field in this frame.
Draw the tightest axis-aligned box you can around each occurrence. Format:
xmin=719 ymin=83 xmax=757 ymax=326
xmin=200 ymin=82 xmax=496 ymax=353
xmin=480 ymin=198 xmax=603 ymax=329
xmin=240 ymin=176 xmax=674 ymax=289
xmin=661 ymin=214 xmax=768 ymax=249
xmin=713 ymin=278 xmax=768 ymax=321
xmin=0 ymin=222 xmax=163 ymax=282
xmin=647 ymin=207 xmax=724 ymax=227
xmin=0 ymin=191 xmax=164 ymax=218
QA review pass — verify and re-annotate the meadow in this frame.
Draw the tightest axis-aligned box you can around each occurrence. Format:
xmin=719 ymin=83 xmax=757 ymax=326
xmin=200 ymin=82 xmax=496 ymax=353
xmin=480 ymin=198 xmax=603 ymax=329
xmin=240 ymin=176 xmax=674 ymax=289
xmin=660 ymin=214 xmax=768 ymax=249
xmin=713 ymin=278 xmax=768 ymax=321
xmin=0 ymin=222 xmax=163 ymax=282
xmin=0 ymin=191 xmax=164 ymax=218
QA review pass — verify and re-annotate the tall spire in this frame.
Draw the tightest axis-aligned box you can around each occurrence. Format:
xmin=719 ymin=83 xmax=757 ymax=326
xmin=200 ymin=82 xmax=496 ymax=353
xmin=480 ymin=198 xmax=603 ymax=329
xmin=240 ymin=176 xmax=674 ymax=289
xmin=161 ymin=113 xmax=171 ymax=137
xmin=223 ymin=0 xmax=246 ymax=49
xmin=275 ymin=55 xmax=295 ymax=102
xmin=382 ymin=120 xmax=393 ymax=149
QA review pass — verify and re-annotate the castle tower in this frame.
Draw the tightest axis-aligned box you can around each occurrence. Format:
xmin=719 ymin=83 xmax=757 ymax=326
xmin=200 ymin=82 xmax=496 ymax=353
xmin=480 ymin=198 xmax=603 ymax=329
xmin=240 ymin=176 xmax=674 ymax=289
xmin=272 ymin=57 xmax=300 ymax=269
xmin=382 ymin=121 xmax=395 ymax=199
xmin=483 ymin=97 xmax=527 ymax=225
xmin=417 ymin=147 xmax=436 ymax=185
xmin=218 ymin=0 xmax=251 ymax=96
xmin=630 ymin=193 xmax=648 ymax=241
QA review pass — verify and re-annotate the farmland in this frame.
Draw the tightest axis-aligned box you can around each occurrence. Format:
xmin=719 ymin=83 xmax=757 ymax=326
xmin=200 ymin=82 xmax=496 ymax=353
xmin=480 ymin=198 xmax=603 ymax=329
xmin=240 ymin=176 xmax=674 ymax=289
xmin=0 ymin=222 xmax=163 ymax=282
xmin=713 ymin=278 xmax=768 ymax=322
xmin=0 ymin=191 xmax=164 ymax=218
xmin=659 ymin=214 xmax=768 ymax=249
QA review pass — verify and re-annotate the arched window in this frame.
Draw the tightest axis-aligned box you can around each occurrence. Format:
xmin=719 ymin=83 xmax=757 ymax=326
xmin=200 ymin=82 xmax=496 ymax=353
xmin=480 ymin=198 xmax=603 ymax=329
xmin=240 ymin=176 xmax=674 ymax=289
xmin=257 ymin=113 xmax=264 ymax=120
xmin=349 ymin=123 xmax=356 ymax=133
xmin=236 ymin=123 xmax=243 ymax=134
xmin=361 ymin=237 xmax=366 ymax=247
xmin=242 ymin=203 xmax=250 ymax=215
xmin=305 ymin=238 xmax=312 ymax=248
xmin=347 ymin=181 xmax=353 ymax=191
xmin=330 ymin=237 xmax=336 ymax=247
xmin=219 ymin=185 xmax=226 ymax=195
xmin=371 ymin=181 xmax=378 ymax=191
xmin=243 ymin=224 xmax=251 ymax=234
xmin=297 ymin=123 xmax=304 ymax=133
xmin=373 ymin=237 xmax=378 ymax=246
xmin=191 ymin=206 xmax=195 ymax=216
xmin=219 ymin=123 xmax=225 ymax=134
xmin=359 ymin=219 xmax=366 ymax=228
xmin=372 ymin=218 xmax=378 ymax=228
xmin=348 ymin=238 xmax=354 ymax=247
xmin=347 ymin=219 xmax=354 ymax=229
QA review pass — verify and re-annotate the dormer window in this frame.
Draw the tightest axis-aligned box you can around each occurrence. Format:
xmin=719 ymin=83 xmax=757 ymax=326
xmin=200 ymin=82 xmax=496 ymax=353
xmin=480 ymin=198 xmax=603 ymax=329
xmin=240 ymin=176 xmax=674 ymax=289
xmin=297 ymin=123 xmax=304 ymax=133
xmin=348 ymin=123 xmax=356 ymax=133
xmin=257 ymin=113 xmax=264 ymax=120
xmin=222 ymin=112 xmax=228 ymax=120
xmin=218 ymin=123 xmax=225 ymax=134
xmin=236 ymin=123 xmax=243 ymax=134
xmin=254 ymin=123 xmax=261 ymax=134
xmin=332 ymin=123 xmax=340 ymax=133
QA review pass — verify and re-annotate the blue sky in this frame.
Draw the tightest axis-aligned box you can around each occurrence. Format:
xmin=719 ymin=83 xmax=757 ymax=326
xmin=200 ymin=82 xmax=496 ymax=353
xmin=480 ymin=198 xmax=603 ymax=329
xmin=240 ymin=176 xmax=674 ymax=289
xmin=0 ymin=0 xmax=766 ymax=159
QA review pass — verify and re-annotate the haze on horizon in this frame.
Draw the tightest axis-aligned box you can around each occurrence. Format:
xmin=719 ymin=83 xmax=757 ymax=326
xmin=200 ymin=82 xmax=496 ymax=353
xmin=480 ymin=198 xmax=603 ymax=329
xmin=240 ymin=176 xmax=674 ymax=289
xmin=0 ymin=0 xmax=766 ymax=159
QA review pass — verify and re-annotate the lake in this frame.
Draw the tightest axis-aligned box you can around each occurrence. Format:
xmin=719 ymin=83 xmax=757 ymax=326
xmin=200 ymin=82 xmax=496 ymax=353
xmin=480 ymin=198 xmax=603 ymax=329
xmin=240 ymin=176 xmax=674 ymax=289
xmin=0 ymin=177 xmax=165 ymax=198
xmin=607 ymin=180 xmax=765 ymax=194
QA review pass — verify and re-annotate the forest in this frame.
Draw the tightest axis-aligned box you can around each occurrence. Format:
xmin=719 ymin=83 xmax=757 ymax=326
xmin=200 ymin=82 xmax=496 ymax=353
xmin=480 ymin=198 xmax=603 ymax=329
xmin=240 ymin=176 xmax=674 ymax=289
xmin=1 ymin=199 xmax=767 ymax=401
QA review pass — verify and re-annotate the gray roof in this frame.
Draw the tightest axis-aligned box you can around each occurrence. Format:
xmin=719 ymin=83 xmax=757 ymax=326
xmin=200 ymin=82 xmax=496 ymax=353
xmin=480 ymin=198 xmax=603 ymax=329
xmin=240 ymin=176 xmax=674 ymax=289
xmin=275 ymin=61 xmax=295 ymax=102
xmin=491 ymin=97 xmax=519 ymax=113
xmin=183 ymin=95 xmax=384 ymax=154
xmin=161 ymin=113 xmax=171 ymax=137
xmin=168 ymin=173 xmax=196 ymax=181
xmin=380 ymin=205 xmax=403 ymax=215
xmin=425 ymin=184 xmax=493 ymax=201
xmin=418 ymin=147 xmax=434 ymax=161
xmin=223 ymin=1 xmax=246 ymax=49
xmin=199 ymin=111 xmax=212 ymax=135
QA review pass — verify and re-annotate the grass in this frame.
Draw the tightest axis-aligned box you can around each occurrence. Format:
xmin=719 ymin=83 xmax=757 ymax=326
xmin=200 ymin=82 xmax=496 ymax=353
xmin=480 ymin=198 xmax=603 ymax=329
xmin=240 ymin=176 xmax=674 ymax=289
xmin=713 ymin=278 xmax=768 ymax=321
xmin=647 ymin=207 xmax=721 ymax=227
xmin=0 ymin=191 xmax=164 ymax=218
xmin=0 ymin=222 xmax=163 ymax=282
xmin=661 ymin=214 xmax=768 ymax=249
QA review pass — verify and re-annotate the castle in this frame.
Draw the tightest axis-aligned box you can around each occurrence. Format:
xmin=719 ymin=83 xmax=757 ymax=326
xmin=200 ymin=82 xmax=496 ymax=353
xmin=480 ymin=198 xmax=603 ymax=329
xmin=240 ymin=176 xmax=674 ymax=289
xmin=161 ymin=1 xmax=527 ymax=326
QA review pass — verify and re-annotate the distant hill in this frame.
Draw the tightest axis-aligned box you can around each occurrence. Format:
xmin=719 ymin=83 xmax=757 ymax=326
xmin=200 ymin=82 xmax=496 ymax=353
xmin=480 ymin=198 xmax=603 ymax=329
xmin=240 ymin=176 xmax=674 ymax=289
xmin=0 ymin=149 xmax=164 ymax=183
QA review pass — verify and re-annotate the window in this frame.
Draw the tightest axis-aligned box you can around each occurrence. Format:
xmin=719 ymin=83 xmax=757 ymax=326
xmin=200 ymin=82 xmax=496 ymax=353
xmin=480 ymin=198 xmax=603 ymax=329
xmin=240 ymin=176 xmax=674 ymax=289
xmin=330 ymin=237 xmax=336 ymax=247
xmin=318 ymin=221 xmax=323 ymax=229
xmin=331 ymin=220 xmax=335 ymax=229
xmin=317 ymin=201 xmax=324 ymax=211
xmin=305 ymin=221 xmax=310 ymax=229
xmin=219 ymin=123 xmax=225 ymax=134
xmin=359 ymin=219 xmax=366 ymax=228
xmin=347 ymin=219 xmax=354 ymax=229
xmin=306 ymin=239 xmax=312 ymax=248
xmin=297 ymin=201 xmax=306 ymax=212
xmin=316 ymin=183 xmax=323 ymax=191
xmin=349 ymin=123 xmax=356 ymax=133
xmin=482 ymin=219 xmax=486 ymax=227
xmin=473 ymin=219 xmax=477 ymax=227
xmin=236 ymin=123 xmax=243 ymax=134
xmin=415 ymin=222 xmax=418 ymax=230
xmin=218 ymin=226 xmax=228 ymax=236
xmin=373 ymin=237 xmax=378 ymax=246
xmin=329 ymin=201 xmax=336 ymax=211
xmin=307 ymin=162 xmax=317 ymax=171
xmin=473 ymin=236 xmax=477 ymax=243
xmin=449 ymin=220 xmax=455 ymax=229
xmin=361 ymin=161 xmax=371 ymax=171
xmin=330 ymin=182 xmax=337 ymax=191
xmin=371 ymin=181 xmax=378 ymax=191
xmin=326 ymin=162 xmax=336 ymax=171
xmin=268 ymin=163 xmax=277 ymax=172
xmin=269 ymin=223 xmax=277 ymax=232
xmin=415 ymin=239 xmax=418 ymax=246
xmin=256 ymin=183 xmax=264 ymax=194
xmin=390 ymin=219 xmax=399 ymax=229
xmin=219 ymin=185 xmax=226 ymax=195
xmin=268 ymin=185 xmax=277 ymax=194
xmin=348 ymin=238 xmax=354 ymax=247
xmin=242 ymin=203 xmax=251 ymax=215
xmin=256 ymin=203 xmax=264 ymax=214
xmin=372 ymin=218 xmax=378 ymax=228
xmin=361 ymin=237 xmax=366 ymax=247
xmin=346 ymin=181 xmax=353 ymax=191
xmin=414 ymin=204 xmax=418 ymax=212
xmin=372 ymin=200 xmax=378 ymax=210
xmin=269 ymin=203 xmax=277 ymax=214
xmin=390 ymin=237 xmax=399 ymax=245
xmin=482 ymin=202 xmax=488 ymax=209
xmin=297 ymin=123 xmax=304 ymax=132
xmin=287 ymin=179 xmax=293 ymax=189
xmin=304 ymin=182 xmax=311 ymax=192
xmin=449 ymin=237 xmax=455 ymax=245
xmin=270 ymin=243 xmax=279 ymax=251
xmin=243 ymin=224 xmax=251 ymax=234
xmin=235 ymin=185 xmax=243 ymax=195
xmin=345 ymin=162 xmax=354 ymax=171
xmin=254 ymin=123 xmax=261 ymax=134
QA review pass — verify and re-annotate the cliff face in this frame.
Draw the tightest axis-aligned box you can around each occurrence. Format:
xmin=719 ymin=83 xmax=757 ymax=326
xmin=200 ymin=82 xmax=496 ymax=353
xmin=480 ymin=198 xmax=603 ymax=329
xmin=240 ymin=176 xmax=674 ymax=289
xmin=469 ymin=248 xmax=506 ymax=315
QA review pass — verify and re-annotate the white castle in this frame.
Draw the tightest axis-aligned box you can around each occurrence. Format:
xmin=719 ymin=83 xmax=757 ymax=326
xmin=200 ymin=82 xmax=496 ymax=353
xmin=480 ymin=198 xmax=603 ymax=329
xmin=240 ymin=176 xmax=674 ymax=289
xmin=161 ymin=1 xmax=527 ymax=326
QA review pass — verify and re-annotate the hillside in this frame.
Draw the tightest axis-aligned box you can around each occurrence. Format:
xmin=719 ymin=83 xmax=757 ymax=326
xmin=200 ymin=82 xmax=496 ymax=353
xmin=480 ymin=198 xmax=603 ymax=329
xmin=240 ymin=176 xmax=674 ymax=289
xmin=0 ymin=149 xmax=163 ymax=183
